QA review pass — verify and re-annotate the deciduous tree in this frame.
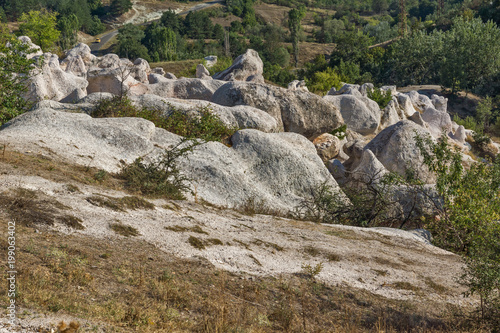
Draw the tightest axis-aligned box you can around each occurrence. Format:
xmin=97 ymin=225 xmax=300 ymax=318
xmin=19 ymin=9 xmax=60 ymax=51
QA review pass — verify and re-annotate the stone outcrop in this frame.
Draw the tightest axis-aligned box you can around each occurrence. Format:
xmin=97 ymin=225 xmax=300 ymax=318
xmin=365 ymin=120 xmax=435 ymax=183
xmin=196 ymin=64 xmax=211 ymax=79
xmin=0 ymin=109 xmax=343 ymax=211
xmin=212 ymin=49 xmax=264 ymax=83
xmin=145 ymin=78 xmax=226 ymax=101
xmin=211 ymin=81 xmax=344 ymax=139
xmin=130 ymin=94 xmax=279 ymax=133
xmin=323 ymin=94 xmax=380 ymax=135
xmin=60 ymin=43 xmax=96 ymax=77
xmin=15 ymin=36 xmax=43 ymax=59
xmin=25 ymin=53 xmax=88 ymax=103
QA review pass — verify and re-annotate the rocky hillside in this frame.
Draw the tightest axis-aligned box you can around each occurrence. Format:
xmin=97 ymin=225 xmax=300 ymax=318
xmin=0 ymin=37 xmax=496 ymax=332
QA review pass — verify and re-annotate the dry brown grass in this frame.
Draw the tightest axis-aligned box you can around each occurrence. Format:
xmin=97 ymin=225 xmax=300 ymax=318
xmin=0 ymin=144 xmax=488 ymax=332
xmin=0 ymin=188 xmax=84 ymax=230
xmin=0 ymin=220 xmax=484 ymax=332
xmin=86 ymin=194 xmax=155 ymax=211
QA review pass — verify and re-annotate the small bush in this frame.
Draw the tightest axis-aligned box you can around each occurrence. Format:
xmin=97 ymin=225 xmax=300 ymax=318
xmin=119 ymin=140 xmax=197 ymax=199
xmin=162 ymin=105 xmax=238 ymax=143
xmin=367 ymin=88 xmax=392 ymax=109
xmin=454 ymin=114 xmax=480 ymax=132
xmin=91 ymin=96 xmax=137 ymax=118
xmin=92 ymin=97 xmax=237 ymax=143
xmin=306 ymin=67 xmax=342 ymax=95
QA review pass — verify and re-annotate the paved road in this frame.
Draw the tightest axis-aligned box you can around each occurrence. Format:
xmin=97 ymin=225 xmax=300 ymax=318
xmin=90 ymin=0 xmax=223 ymax=53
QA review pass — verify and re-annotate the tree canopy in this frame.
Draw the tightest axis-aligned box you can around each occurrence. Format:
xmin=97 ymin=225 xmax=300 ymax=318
xmin=19 ymin=9 xmax=60 ymax=51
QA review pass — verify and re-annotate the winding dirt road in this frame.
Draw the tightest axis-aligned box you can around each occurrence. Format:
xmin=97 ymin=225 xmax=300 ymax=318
xmin=90 ymin=0 xmax=223 ymax=53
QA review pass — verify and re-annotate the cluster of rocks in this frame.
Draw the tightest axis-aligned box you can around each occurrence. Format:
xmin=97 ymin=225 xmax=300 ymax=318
xmin=2 ymin=37 xmax=477 ymax=212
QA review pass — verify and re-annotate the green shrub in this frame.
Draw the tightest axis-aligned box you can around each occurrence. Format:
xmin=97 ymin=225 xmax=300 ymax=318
xmin=367 ymin=88 xmax=392 ymax=109
xmin=453 ymin=114 xmax=479 ymax=132
xmin=414 ymin=135 xmax=500 ymax=328
xmin=296 ymin=170 xmax=424 ymax=229
xmin=92 ymin=97 xmax=237 ymax=143
xmin=305 ymin=67 xmax=342 ymax=95
xmin=0 ymin=30 xmax=37 ymax=125
xmin=162 ymin=105 xmax=238 ymax=143
xmin=119 ymin=140 xmax=197 ymax=199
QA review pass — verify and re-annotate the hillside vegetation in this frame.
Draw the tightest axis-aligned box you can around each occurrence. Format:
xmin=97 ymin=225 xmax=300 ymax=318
xmin=0 ymin=0 xmax=499 ymax=332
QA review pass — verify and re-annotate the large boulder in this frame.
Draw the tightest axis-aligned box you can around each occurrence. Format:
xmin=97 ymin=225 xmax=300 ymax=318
xmin=421 ymin=106 xmax=453 ymax=138
xmin=15 ymin=36 xmax=43 ymax=59
xmin=323 ymin=94 xmax=380 ymax=135
xmin=0 ymin=110 xmax=344 ymax=211
xmin=431 ymin=94 xmax=447 ymax=112
xmin=25 ymin=53 xmax=88 ymax=103
xmin=406 ymin=91 xmax=433 ymax=112
xmin=86 ymin=56 xmax=142 ymax=95
xmin=131 ymin=58 xmax=151 ymax=83
xmin=182 ymin=129 xmax=346 ymax=210
xmin=396 ymin=94 xmax=418 ymax=118
xmin=61 ymin=43 xmax=96 ymax=77
xmin=365 ymin=120 xmax=435 ymax=183
xmin=144 ymin=78 xmax=226 ymax=101
xmin=380 ymin=99 xmax=401 ymax=130
xmin=211 ymin=81 xmax=344 ymax=139
xmin=196 ymin=64 xmax=211 ymax=79
xmin=213 ymin=49 xmax=264 ymax=83
xmin=130 ymin=94 xmax=279 ymax=133
xmin=350 ymin=149 xmax=388 ymax=185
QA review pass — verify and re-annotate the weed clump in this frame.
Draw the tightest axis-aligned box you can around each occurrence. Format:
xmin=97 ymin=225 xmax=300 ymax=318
xmin=119 ymin=141 xmax=196 ymax=199
xmin=86 ymin=195 xmax=154 ymax=211
xmin=367 ymin=88 xmax=392 ymax=109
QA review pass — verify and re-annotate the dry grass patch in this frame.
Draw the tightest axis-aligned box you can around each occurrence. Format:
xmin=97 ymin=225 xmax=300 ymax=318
xmin=425 ymin=277 xmax=450 ymax=295
xmin=0 ymin=188 xmax=84 ymax=230
xmin=188 ymin=235 xmax=206 ymax=250
xmin=0 ymin=221 xmax=485 ymax=333
xmin=150 ymin=59 xmax=200 ymax=77
xmin=389 ymin=281 xmax=422 ymax=293
xmin=109 ymin=222 xmax=140 ymax=237
xmin=165 ymin=224 xmax=208 ymax=234
xmin=252 ymin=238 xmax=284 ymax=252
xmin=0 ymin=150 xmax=125 ymax=191
xmin=86 ymin=194 xmax=154 ymax=211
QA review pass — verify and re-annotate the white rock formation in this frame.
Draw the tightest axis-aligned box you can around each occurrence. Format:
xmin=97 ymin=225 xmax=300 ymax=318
xmin=365 ymin=120 xmax=436 ymax=183
xmin=213 ymin=49 xmax=264 ymax=83
xmin=25 ymin=53 xmax=88 ymax=103
xmin=0 ymin=109 xmax=344 ymax=211
xmin=211 ymin=81 xmax=344 ymax=139
xmin=323 ymin=94 xmax=380 ymax=135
